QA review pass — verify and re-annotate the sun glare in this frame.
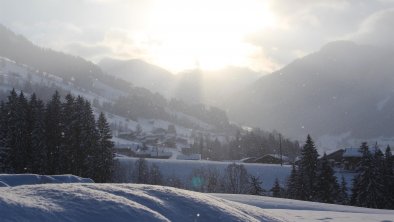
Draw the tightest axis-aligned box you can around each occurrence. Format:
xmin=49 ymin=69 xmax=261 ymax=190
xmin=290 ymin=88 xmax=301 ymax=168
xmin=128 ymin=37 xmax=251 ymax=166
xmin=146 ymin=0 xmax=276 ymax=72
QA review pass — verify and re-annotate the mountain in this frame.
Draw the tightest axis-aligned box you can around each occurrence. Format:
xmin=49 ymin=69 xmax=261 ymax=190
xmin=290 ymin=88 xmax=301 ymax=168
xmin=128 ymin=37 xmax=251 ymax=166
xmin=99 ymin=58 xmax=175 ymax=96
xmin=226 ymin=41 xmax=394 ymax=148
xmin=173 ymin=67 xmax=262 ymax=106
xmin=99 ymin=57 xmax=262 ymax=106
xmin=0 ymin=24 xmax=233 ymax=134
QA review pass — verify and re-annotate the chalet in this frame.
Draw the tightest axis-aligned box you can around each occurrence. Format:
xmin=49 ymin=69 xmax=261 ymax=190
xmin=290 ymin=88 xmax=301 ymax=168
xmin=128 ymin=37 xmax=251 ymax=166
xmin=342 ymin=148 xmax=363 ymax=170
xmin=254 ymin=154 xmax=289 ymax=164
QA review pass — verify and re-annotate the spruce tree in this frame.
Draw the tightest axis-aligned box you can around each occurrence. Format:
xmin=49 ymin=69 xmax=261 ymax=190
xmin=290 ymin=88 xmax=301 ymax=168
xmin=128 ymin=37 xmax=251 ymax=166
xmin=339 ymin=175 xmax=348 ymax=205
xmin=61 ymin=93 xmax=77 ymax=173
xmin=286 ymin=164 xmax=300 ymax=199
xmin=0 ymin=101 xmax=11 ymax=172
xmin=315 ymin=153 xmax=340 ymax=203
xmin=271 ymin=178 xmax=282 ymax=197
xmin=45 ymin=91 xmax=63 ymax=174
xmin=298 ymin=134 xmax=319 ymax=200
xmin=94 ymin=112 xmax=114 ymax=182
xmin=351 ymin=142 xmax=386 ymax=208
xmin=29 ymin=94 xmax=47 ymax=174
xmin=384 ymin=145 xmax=394 ymax=209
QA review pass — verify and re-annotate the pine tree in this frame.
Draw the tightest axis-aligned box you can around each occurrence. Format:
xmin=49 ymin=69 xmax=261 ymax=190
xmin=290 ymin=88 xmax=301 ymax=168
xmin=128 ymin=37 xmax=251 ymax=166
xmin=351 ymin=142 xmax=386 ymax=208
xmin=93 ymin=112 xmax=114 ymax=182
xmin=298 ymin=134 xmax=319 ymax=200
xmin=249 ymin=176 xmax=264 ymax=195
xmin=286 ymin=164 xmax=300 ymax=199
xmin=45 ymin=91 xmax=63 ymax=174
xmin=339 ymin=175 xmax=348 ymax=205
xmin=0 ymin=101 xmax=11 ymax=172
xmin=29 ymin=94 xmax=47 ymax=174
xmin=315 ymin=153 xmax=340 ymax=203
xmin=383 ymin=145 xmax=394 ymax=209
xmin=60 ymin=93 xmax=77 ymax=173
xmin=271 ymin=178 xmax=282 ymax=197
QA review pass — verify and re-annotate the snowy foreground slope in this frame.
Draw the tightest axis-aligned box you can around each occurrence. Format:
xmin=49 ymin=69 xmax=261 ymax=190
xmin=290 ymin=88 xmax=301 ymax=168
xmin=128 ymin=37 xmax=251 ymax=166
xmin=1 ymin=182 xmax=393 ymax=222
xmin=0 ymin=183 xmax=278 ymax=222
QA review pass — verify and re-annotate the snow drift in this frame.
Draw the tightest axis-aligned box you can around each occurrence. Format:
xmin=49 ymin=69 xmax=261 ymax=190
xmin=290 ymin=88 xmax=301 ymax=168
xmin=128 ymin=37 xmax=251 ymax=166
xmin=0 ymin=183 xmax=278 ymax=222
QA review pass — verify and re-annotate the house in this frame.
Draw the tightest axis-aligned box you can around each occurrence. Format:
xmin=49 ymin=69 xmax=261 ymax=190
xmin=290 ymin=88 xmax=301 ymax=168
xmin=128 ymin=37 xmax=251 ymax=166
xmin=342 ymin=148 xmax=364 ymax=170
xmin=254 ymin=154 xmax=289 ymax=164
xmin=323 ymin=149 xmax=345 ymax=168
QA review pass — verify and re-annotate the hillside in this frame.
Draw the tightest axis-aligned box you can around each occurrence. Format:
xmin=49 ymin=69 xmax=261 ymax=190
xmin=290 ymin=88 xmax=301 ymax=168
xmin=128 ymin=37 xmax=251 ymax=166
xmin=226 ymin=41 xmax=394 ymax=149
xmin=99 ymin=57 xmax=262 ymax=105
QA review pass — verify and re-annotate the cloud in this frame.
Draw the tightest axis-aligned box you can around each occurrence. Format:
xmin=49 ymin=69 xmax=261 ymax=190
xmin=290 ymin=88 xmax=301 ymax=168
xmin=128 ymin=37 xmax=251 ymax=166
xmin=349 ymin=8 xmax=394 ymax=46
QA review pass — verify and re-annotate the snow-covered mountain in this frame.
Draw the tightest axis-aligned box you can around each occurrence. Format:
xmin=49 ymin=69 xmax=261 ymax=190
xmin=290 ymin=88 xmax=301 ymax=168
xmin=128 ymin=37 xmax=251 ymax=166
xmin=0 ymin=24 xmax=235 ymax=159
xmin=226 ymin=41 xmax=394 ymax=150
xmin=99 ymin=57 xmax=262 ymax=106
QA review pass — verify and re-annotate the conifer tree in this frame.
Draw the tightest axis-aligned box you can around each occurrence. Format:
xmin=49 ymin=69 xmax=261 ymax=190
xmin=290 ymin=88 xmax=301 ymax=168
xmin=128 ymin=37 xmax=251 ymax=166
xmin=93 ymin=112 xmax=114 ymax=182
xmin=271 ymin=178 xmax=282 ymax=197
xmin=29 ymin=94 xmax=47 ymax=174
xmin=0 ymin=101 xmax=11 ymax=172
xmin=286 ymin=164 xmax=300 ymax=199
xmin=298 ymin=134 xmax=319 ymax=200
xmin=61 ymin=93 xmax=77 ymax=173
xmin=339 ymin=175 xmax=348 ymax=205
xmin=45 ymin=91 xmax=63 ymax=174
xmin=351 ymin=142 xmax=386 ymax=208
xmin=384 ymin=145 xmax=394 ymax=209
xmin=315 ymin=153 xmax=340 ymax=203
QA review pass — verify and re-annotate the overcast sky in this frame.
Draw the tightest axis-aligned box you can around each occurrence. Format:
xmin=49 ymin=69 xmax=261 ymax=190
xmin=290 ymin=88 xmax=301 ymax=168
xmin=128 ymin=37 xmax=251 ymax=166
xmin=1 ymin=0 xmax=393 ymax=73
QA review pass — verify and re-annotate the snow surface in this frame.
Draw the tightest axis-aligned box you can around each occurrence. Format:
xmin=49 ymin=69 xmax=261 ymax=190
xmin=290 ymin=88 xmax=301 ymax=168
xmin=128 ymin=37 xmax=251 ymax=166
xmin=117 ymin=157 xmax=292 ymax=190
xmin=0 ymin=183 xmax=278 ymax=222
xmin=213 ymin=194 xmax=394 ymax=222
xmin=0 ymin=174 xmax=93 ymax=187
xmin=1 ymin=181 xmax=393 ymax=222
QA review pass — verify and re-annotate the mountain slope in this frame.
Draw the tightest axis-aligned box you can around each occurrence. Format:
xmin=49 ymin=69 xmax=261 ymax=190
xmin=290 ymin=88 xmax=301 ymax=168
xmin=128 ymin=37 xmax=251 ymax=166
xmin=99 ymin=58 xmax=175 ymax=96
xmin=226 ymin=41 xmax=394 ymax=147
xmin=99 ymin=57 xmax=262 ymax=105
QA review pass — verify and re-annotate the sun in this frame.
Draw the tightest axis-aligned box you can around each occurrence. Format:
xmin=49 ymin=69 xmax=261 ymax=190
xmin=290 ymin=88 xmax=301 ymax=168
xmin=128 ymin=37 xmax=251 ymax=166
xmin=145 ymin=0 xmax=276 ymax=72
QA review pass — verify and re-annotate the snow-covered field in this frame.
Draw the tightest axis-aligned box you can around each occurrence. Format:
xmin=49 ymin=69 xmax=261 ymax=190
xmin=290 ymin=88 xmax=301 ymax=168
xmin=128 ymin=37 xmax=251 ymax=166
xmin=117 ymin=157 xmax=292 ymax=189
xmin=1 ymin=176 xmax=393 ymax=222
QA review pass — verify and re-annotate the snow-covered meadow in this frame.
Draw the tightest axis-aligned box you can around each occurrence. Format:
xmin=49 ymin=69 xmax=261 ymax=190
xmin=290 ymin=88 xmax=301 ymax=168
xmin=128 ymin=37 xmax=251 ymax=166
xmin=116 ymin=157 xmax=292 ymax=190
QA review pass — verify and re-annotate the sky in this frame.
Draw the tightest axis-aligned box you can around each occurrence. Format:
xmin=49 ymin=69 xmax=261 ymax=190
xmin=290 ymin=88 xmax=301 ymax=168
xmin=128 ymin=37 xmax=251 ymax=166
xmin=0 ymin=0 xmax=394 ymax=73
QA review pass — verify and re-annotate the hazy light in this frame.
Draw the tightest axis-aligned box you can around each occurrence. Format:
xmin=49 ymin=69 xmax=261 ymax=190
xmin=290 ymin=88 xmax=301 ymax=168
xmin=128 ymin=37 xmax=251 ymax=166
xmin=145 ymin=0 xmax=276 ymax=72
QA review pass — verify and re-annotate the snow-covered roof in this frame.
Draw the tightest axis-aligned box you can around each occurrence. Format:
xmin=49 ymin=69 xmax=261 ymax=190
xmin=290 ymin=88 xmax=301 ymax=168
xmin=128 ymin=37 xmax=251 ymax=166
xmin=342 ymin=148 xmax=362 ymax=158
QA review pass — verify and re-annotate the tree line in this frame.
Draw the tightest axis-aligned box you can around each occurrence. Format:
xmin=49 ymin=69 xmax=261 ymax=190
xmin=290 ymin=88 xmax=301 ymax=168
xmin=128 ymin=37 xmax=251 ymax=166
xmin=0 ymin=89 xmax=114 ymax=182
xmin=188 ymin=129 xmax=300 ymax=161
xmin=284 ymin=135 xmax=394 ymax=209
